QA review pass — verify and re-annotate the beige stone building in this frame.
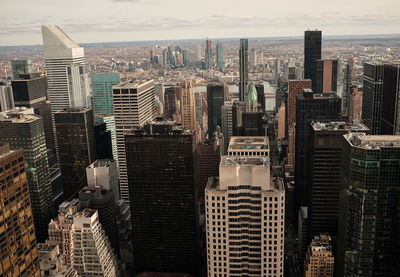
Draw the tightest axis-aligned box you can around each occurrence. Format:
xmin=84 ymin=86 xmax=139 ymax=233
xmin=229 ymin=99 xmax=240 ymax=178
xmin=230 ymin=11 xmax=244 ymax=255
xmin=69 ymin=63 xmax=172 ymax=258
xmin=304 ymin=234 xmax=334 ymax=277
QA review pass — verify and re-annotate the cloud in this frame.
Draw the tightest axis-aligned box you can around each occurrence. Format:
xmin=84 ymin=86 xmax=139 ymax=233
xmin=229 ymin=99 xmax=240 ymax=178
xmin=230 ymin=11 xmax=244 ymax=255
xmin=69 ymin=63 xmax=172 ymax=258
xmin=112 ymin=0 xmax=140 ymax=2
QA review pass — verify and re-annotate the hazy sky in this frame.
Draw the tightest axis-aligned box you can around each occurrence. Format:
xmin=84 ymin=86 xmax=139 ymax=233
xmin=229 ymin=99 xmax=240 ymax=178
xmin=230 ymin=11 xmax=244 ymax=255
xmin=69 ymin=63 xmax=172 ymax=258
xmin=1 ymin=0 xmax=400 ymax=46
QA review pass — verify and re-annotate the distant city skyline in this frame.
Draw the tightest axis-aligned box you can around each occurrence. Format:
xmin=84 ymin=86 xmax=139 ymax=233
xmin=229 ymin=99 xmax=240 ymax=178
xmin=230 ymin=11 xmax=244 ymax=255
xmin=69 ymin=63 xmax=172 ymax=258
xmin=1 ymin=0 xmax=400 ymax=46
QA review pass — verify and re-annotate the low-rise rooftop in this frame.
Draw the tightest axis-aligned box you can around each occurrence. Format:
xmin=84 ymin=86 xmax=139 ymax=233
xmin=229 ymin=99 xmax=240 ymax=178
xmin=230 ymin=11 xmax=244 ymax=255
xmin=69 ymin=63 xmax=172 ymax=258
xmin=346 ymin=133 xmax=400 ymax=149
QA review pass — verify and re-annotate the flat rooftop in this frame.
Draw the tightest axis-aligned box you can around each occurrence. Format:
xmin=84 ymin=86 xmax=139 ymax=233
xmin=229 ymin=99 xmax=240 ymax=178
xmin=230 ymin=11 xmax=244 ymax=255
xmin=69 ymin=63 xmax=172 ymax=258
xmin=228 ymin=136 xmax=269 ymax=150
xmin=221 ymin=156 xmax=270 ymax=166
xmin=312 ymin=121 xmax=369 ymax=132
xmin=87 ymin=159 xmax=114 ymax=169
xmin=0 ymin=108 xmax=39 ymax=123
xmin=113 ymin=79 xmax=153 ymax=89
xmin=56 ymin=107 xmax=91 ymax=113
xmin=37 ymin=243 xmax=58 ymax=252
xmin=346 ymin=133 xmax=400 ymax=149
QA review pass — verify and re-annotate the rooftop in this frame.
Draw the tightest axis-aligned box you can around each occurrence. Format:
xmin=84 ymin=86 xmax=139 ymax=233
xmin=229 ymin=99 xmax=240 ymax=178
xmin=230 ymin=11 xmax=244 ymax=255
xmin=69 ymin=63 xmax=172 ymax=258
xmin=113 ymin=79 xmax=154 ymax=89
xmin=0 ymin=108 xmax=38 ymax=123
xmin=228 ymin=136 xmax=269 ymax=150
xmin=310 ymin=234 xmax=333 ymax=253
xmin=87 ymin=159 xmax=114 ymax=169
xmin=37 ymin=243 xmax=58 ymax=253
xmin=312 ymin=120 xmax=369 ymax=132
xmin=346 ymin=133 xmax=400 ymax=149
xmin=221 ymin=156 xmax=270 ymax=166
xmin=56 ymin=107 xmax=91 ymax=113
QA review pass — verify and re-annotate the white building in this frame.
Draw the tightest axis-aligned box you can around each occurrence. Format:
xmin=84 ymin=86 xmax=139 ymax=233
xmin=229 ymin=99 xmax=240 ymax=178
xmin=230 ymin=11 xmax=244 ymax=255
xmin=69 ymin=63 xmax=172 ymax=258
xmin=206 ymin=155 xmax=285 ymax=277
xmin=86 ymin=159 xmax=119 ymax=201
xmin=38 ymin=243 xmax=77 ymax=277
xmin=0 ymin=84 xmax=14 ymax=112
xmin=112 ymin=79 xmax=156 ymax=201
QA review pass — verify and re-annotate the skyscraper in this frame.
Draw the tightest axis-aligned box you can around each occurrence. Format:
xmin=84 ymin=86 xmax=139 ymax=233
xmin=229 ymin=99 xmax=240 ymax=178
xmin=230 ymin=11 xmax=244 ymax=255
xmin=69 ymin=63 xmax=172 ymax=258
xmin=206 ymin=150 xmax=284 ymax=276
xmin=304 ymin=234 xmax=334 ymax=277
xmin=176 ymin=80 xmax=196 ymax=130
xmin=338 ymin=133 xmax=400 ymax=276
xmin=207 ymin=83 xmax=227 ymax=136
xmin=239 ymin=38 xmax=249 ymax=101
xmin=112 ymin=80 xmax=156 ymax=202
xmin=348 ymin=86 xmax=363 ymax=123
xmin=221 ymin=98 xmax=233 ymax=151
xmin=274 ymin=59 xmax=281 ymax=84
xmin=0 ymin=109 xmax=53 ymax=242
xmin=0 ymin=144 xmax=40 ymax=277
xmin=54 ymin=107 xmax=95 ymax=199
xmin=11 ymin=59 xmax=33 ymax=79
xmin=216 ymin=42 xmax=225 ymax=68
xmin=304 ymin=30 xmax=322 ymax=91
xmin=41 ymin=25 xmax=88 ymax=112
xmin=294 ymin=90 xmax=341 ymax=215
xmin=362 ymin=63 xmax=384 ymax=134
xmin=91 ymin=73 xmax=121 ymax=118
xmin=379 ymin=64 xmax=400 ymax=135
xmin=11 ymin=76 xmax=47 ymax=109
xmin=250 ymin=48 xmax=257 ymax=68
xmin=205 ymin=39 xmax=212 ymax=69
xmin=287 ymin=80 xmax=312 ymax=126
xmin=0 ymin=83 xmax=15 ymax=112
xmin=316 ymin=59 xmax=338 ymax=93
xmin=125 ymin=120 xmax=200 ymax=276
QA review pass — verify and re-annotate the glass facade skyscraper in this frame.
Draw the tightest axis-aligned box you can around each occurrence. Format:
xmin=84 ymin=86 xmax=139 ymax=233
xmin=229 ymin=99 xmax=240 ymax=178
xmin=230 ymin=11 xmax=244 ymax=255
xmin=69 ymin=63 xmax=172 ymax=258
xmin=91 ymin=73 xmax=120 ymax=118
xmin=304 ymin=30 xmax=322 ymax=92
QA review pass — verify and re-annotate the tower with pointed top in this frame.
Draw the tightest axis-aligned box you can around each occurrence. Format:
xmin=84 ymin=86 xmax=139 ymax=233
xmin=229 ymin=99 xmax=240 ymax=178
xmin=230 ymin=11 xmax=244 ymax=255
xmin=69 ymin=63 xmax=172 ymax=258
xmin=246 ymin=83 xmax=258 ymax=112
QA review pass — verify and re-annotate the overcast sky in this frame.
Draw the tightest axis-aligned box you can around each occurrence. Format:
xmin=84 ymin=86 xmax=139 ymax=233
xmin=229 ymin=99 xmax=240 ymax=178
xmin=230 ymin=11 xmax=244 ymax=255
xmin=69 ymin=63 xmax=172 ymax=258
xmin=1 ymin=0 xmax=400 ymax=46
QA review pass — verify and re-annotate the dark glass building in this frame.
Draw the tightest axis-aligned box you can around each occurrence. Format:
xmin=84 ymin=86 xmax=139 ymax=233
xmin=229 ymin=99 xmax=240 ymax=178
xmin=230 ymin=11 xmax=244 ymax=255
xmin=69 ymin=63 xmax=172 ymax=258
xmin=207 ymin=83 xmax=227 ymax=136
xmin=380 ymin=64 xmax=400 ymax=135
xmin=315 ymin=59 xmax=338 ymax=93
xmin=54 ymin=108 xmax=95 ymax=199
xmin=255 ymin=83 xmax=265 ymax=111
xmin=164 ymin=86 xmax=178 ymax=120
xmin=239 ymin=38 xmax=249 ymax=101
xmin=337 ymin=133 xmax=400 ymax=277
xmin=362 ymin=63 xmax=384 ymax=134
xmin=94 ymin=122 xmax=113 ymax=160
xmin=294 ymin=90 xmax=341 ymax=216
xmin=125 ymin=120 xmax=200 ymax=276
xmin=304 ymin=30 xmax=322 ymax=92
xmin=11 ymin=76 xmax=47 ymax=110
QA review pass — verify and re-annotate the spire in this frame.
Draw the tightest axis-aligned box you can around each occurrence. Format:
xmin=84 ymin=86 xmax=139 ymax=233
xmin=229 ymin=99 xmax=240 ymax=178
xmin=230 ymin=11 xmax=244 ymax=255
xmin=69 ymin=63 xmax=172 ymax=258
xmin=246 ymin=82 xmax=258 ymax=112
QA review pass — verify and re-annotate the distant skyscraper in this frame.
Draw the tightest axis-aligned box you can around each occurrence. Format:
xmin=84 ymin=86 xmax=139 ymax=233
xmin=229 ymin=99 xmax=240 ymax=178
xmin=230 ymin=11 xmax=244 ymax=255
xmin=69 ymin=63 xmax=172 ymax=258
xmin=0 ymin=144 xmax=40 ymax=277
xmin=379 ymin=64 xmax=400 ymax=135
xmin=316 ymin=59 xmax=338 ymax=93
xmin=54 ymin=108 xmax=95 ymax=199
xmin=239 ymin=38 xmax=249 ymax=101
xmin=348 ymin=86 xmax=363 ymax=123
xmin=0 ymin=109 xmax=52 ymax=242
xmin=164 ymin=86 xmax=178 ymax=119
xmin=0 ymin=83 xmax=15 ymax=112
xmin=11 ymin=59 xmax=33 ymax=79
xmin=249 ymin=48 xmax=257 ymax=68
xmin=11 ymin=76 xmax=47 ymax=109
xmin=221 ymin=98 xmax=233 ymax=152
xmin=362 ymin=63 xmax=384 ymax=134
xmin=216 ymin=43 xmax=225 ymax=68
xmin=207 ymin=83 xmax=227 ymax=136
xmin=112 ymin=80 xmax=156 ymax=202
xmin=274 ymin=59 xmax=280 ymax=84
xmin=176 ymin=80 xmax=196 ymax=130
xmin=205 ymin=39 xmax=213 ymax=69
xmin=91 ymin=73 xmax=120 ymax=117
xmin=41 ymin=25 xmax=88 ymax=111
xmin=255 ymin=83 xmax=265 ymax=111
xmin=206 ymin=146 xmax=284 ymax=276
xmin=338 ymin=133 xmax=400 ymax=276
xmin=304 ymin=234 xmax=334 ymax=277
xmin=294 ymin=90 xmax=341 ymax=216
xmin=304 ymin=30 xmax=322 ymax=91
xmin=125 ymin=121 xmax=200 ymax=276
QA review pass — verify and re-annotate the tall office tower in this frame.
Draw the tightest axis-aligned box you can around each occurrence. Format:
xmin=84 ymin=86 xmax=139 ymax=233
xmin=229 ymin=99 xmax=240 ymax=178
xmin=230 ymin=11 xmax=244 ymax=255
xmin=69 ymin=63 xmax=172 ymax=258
xmin=0 ymin=144 xmax=40 ymax=277
xmin=221 ymin=99 xmax=233 ymax=151
xmin=316 ymin=59 xmax=338 ymax=93
xmin=206 ymin=155 xmax=284 ymax=277
xmin=207 ymin=83 xmax=227 ymax=136
xmin=274 ymin=59 xmax=280 ymax=84
xmin=239 ymin=84 xmax=265 ymax=136
xmin=125 ymin=121 xmax=200 ymax=276
xmin=95 ymin=115 xmax=117 ymax=162
xmin=196 ymin=44 xmax=202 ymax=61
xmin=36 ymin=101 xmax=56 ymax=150
xmin=41 ymin=25 xmax=88 ymax=112
xmin=205 ymin=39 xmax=213 ymax=69
xmin=277 ymin=104 xmax=286 ymax=139
xmin=348 ymin=86 xmax=363 ymax=123
xmin=287 ymin=125 xmax=296 ymax=166
xmin=304 ymin=30 xmax=322 ymax=92
xmin=11 ymin=76 xmax=47 ymax=109
xmin=362 ymin=63 xmax=384 ymax=134
xmin=338 ymin=133 xmax=400 ymax=277
xmin=294 ymin=90 xmax=341 ymax=216
xmin=195 ymin=91 xmax=203 ymax=126
xmin=164 ymin=86 xmax=178 ymax=119
xmin=239 ymin=38 xmax=249 ymax=101
xmin=195 ymin=137 xmax=221 ymax=202
xmin=91 ymin=73 xmax=120 ymax=118
xmin=0 ymin=83 xmax=15 ymax=112
xmin=255 ymin=83 xmax=265 ymax=111
xmin=308 ymin=121 xmax=369 ymax=240
xmin=304 ymin=234 xmax=334 ymax=277
xmin=0 ymin=109 xmax=52 ymax=242
xmin=341 ymin=63 xmax=352 ymax=117
xmin=380 ymin=64 xmax=400 ymax=135
xmin=216 ymin=43 xmax=225 ymax=68
xmin=276 ymin=77 xmax=288 ymax=111
xmin=250 ymin=48 xmax=257 ymax=68
xmin=113 ymin=80 xmax=155 ymax=202
xmin=11 ymin=59 xmax=33 ymax=79
xmin=38 ymin=243 xmax=77 ymax=277
xmin=232 ymin=100 xmax=247 ymax=135
xmin=176 ymin=80 xmax=197 ymax=130
xmin=287 ymin=80 xmax=312 ymax=126
xmin=54 ymin=108 xmax=95 ymax=199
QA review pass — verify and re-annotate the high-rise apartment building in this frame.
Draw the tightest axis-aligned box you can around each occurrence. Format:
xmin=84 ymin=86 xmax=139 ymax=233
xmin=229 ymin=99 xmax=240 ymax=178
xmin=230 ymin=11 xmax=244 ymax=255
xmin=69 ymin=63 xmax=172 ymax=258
xmin=176 ymin=80 xmax=196 ymax=130
xmin=0 ymin=109 xmax=52 ymax=242
xmin=294 ymin=90 xmax=341 ymax=215
xmin=54 ymin=107 xmax=95 ymax=199
xmin=239 ymin=38 xmax=249 ymax=101
xmin=207 ymin=83 xmax=227 ymax=136
xmin=362 ymin=63 xmax=384 ymax=134
xmin=0 ymin=83 xmax=15 ymax=112
xmin=216 ymin=43 xmax=225 ymax=68
xmin=379 ymin=64 xmax=400 ymax=135
xmin=125 ymin=120 xmax=200 ymax=276
xmin=304 ymin=234 xmax=334 ymax=277
xmin=206 ymin=155 xmax=284 ymax=277
xmin=316 ymin=59 xmax=338 ymax=93
xmin=304 ymin=30 xmax=322 ymax=91
xmin=11 ymin=59 xmax=33 ymax=79
xmin=91 ymin=73 xmax=120 ymax=118
xmin=205 ymin=39 xmax=213 ymax=69
xmin=0 ymin=144 xmax=40 ymax=277
xmin=338 ymin=133 xmax=400 ymax=276
xmin=112 ymin=79 xmax=155 ymax=201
